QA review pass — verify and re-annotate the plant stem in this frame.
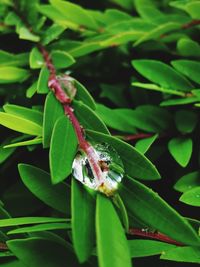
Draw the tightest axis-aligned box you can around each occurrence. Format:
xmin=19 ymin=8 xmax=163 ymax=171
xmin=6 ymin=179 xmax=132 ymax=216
xmin=0 ymin=242 xmax=8 ymax=250
xmin=118 ymin=133 xmax=154 ymax=141
xmin=129 ymin=228 xmax=184 ymax=246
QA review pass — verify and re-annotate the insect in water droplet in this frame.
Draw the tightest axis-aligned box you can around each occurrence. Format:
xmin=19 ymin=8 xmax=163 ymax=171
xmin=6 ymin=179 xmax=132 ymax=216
xmin=72 ymin=142 xmax=124 ymax=196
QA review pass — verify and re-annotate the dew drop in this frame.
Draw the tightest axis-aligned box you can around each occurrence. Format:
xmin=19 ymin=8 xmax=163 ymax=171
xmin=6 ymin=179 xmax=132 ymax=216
xmin=72 ymin=142 xmax=124 ymax=196
xmin=57 ymin=74 xmax=76 ymax=100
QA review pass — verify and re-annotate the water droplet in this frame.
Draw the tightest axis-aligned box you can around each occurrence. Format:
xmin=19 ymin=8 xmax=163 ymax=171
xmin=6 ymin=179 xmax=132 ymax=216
xmin=57 ymin=74 xmax=76 ymax=100
xmin=72 ymin=142 xmax=124 ymax=196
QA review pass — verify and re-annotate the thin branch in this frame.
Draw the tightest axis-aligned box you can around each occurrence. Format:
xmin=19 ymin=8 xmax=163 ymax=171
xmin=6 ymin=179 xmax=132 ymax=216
xmin=118 ymin=133 xmax=154 ymax=141
xmin=181 ymin=19 xmax=200 ymax=29
xmin=0 ymin=242 xmax=8 ymax=250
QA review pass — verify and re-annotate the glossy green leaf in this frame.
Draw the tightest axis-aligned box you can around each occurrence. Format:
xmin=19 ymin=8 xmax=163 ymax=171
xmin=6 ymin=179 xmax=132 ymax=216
xmin=18 ymin=164 xmax=68 ymax=213
xmin=71 ymin=179 xmax=95 ymax=263
xmin=180 ymin=187 xmax=200 ymax=207
xmin=186 ymin=2 xmax=200 ymax=19
xmin=0 ymin=50 xmax=29 ymax=67
xmin=50 ymin=115 xmax=78 ymax=184
xmin=43 ymin=92 xmax=64 ymax=148
xmin=160 ymin=246 xmax=200 ymax=263
xmin=51 ymin=50 xmax=75 ymax=69
xmin=168 ymin=137 xmax=193 ymax=167
xmin=96 ymin=194 xmax=132 ymax=267
xmin=29 ymin=47 xmax=44 ymax=69
xmin=0 ymin=112 xmax=42 ymax=136
xmin=7 ymin=237 xmax=80 ymax=267
xmin=128 ymin=240 xmax=175 ymax=258
xmin=50 ymin=0 xmax=99 ymax=30
xmin=42 ymin=24 xmax=66 ymax=45
xmin=120 ymin=176 xmax=200 ymax=246
xmin=26 ymin=81 xmax=38 ymax=98
xmin=135 ymin=134 xmax=158 ymax=154
xmin=160 ymin=97 xmax=198 ymax=106
xmin=177 ymin=38 xmax=200 ymax=57
xmin=175 ymin=110 xmax=198 ymax=133
xmin=132 ymin=59 xmax=193 ymax=91
xmin=4 ymin=137 xmax=42 ymax=148
xmin=87 ymin=130 xmax=160 ymax=180
xmin=18 ymin=27 xmax=40 ymax=42
xmin=174 ymin=171 xmax=200 ymax=193
xmin=3 ymin=104 xmax=43 ymax=126
xmin=74 ymin=79 xmax=96 ymax=110
xmin=171 ymin=60 xmax=200 ymax=85
xmin=37 ymin=66 xmax=49 ymax=94
xmin=0 ymin=217 xmax=67 ymax=227
xmin=0 ymin=66 xmax=29 ymax=84
xmin=73 ymin=101 xmax=109 ymax=134
xmin=7 ymin=222 xmax=70 ymax=235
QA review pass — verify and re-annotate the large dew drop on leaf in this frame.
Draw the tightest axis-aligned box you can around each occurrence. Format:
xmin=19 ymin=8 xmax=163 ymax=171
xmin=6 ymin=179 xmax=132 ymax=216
xmin=72 ymin=143 xmax=124 ymax=196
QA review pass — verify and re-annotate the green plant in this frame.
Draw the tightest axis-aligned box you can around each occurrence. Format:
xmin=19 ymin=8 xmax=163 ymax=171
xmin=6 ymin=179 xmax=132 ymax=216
xmin=0 ymin=0 xmax=200 ymax=266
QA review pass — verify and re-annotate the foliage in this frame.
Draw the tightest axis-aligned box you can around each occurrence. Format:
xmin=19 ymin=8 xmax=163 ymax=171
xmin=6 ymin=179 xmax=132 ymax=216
xmin=0 ymin=0 xmax=200 ymax=266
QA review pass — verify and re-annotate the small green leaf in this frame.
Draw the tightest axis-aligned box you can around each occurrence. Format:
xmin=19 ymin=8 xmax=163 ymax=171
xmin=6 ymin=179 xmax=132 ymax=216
xmin=4 ymin=137 xmax=42 ymax=148
xmin=180 ymin=187 xmax=200 ymax=207
xmin=43 ymin=92 xmax=64 ymax=148
xmin=171 ymin=60 xmax=200 ymax=85
xmin=50 ymin=115 xmax=78 ymax=184
xmin=87 ymin=130 xmax=160 ymax=180
xmin=0 ymin=50 xmax=29 ymax=67
xmin=160 ymin=246 xmax=200 ymax=263
xmin=128 ymin=240 xmax=175 ymax=258
xmin=29 ymin=47 xmax=44 ymax=69
xmin=160 ymin=97 xmax=198 ymax=106
xmin=120 ymin=176 xmax=200 ymax=246
xmin=177 ymin=38 xmax=200 ymax=57
xmin=0 ymin=138 xmax=16 ymax=164
xmin=71 ymin=180 xmax=95 ymax=263
xmin=7 ymin=222 xmax=70 ymax=235
xmin=0 ymin=112 xmax=42 ymax=136
xmin=73 ymin=101 xmax=109 ymax=134
xmin=135 ymin=134 xmax=158 ymax=154
xmin=0 ymin=217 xmax=67 ymax=228
xmin=19 ymin=27 xmax=40 ymax=42
xmin=175 ymin=110 xmax=198 ymax=133
xmin=51 ymin=50 xmax=75 ymax=69
xmin=26 ymin=81 xmax=38 ymax=98
xmin=3 ymin=104 xmax=43 ymax=126
xmin=18 ymin=164 xmax=68 ymax=213
xmin=132 ymin=59 xmax=193 ymax=92
xmin=37 ymin=66 xmax=49 ymax=94
xmin=168 ymin=137 xmax=193 ymax=167
xmin=42 ymin=24 xmax=66 ymax=45
xmin=0 ymin=66 xmax=29 ymax=84
xmin=174 ymin=171 xmax=200 ymax=193
xmin=96 ymin=194 xmax=132 ymax=267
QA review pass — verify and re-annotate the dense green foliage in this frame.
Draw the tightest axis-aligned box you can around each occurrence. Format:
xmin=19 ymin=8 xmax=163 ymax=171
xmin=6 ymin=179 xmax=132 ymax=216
xmin=0 ymin=0 xmax=200 ymax=266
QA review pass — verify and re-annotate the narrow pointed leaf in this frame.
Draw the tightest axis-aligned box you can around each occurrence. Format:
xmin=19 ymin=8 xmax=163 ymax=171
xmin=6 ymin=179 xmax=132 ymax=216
xmin=37 ymin=66 xmax=49 ymax=94
xmin=50 ymin=115 xmax=78 ymax=184
xmin=180 ymin=187 xmax=200 ymax=207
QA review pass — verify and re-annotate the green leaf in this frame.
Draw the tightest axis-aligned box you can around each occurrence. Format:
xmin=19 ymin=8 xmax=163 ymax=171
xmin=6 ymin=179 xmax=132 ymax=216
xmin=4 ymin=137 xmax=42 ymax=148
xmin=7 ymin=222 xmax=70 ymax=235
xmin=175 ymin=110 xmax=198 ymax=133
xmin=18 ymin=164 xmax=68 ymax=213
xmin=26 ymin=81 xmax=38 ymax=98
xmin=87 ymin=130 xmax=160 ymax=180
xmin=128 ymin=240 xmax=175 ymax=258
xmin=0 ymin=112 xmax=42 ymax=136
xmin=42 ymin=24 xmax=66 ymax=45
xmin=0 ymin=66 xmax=29 ymax=84
xmin=50 ymin=0 xmax=99 ymax=30
xmin=0 ymin=217 xmax=67 ymax=227
xmin=71 ymin=180 xmax=95 ymax=263
xmin=43 ymin=92 xmax=64 ymax=148
xmin=37 ymin=66 xmax=49 ymax=94
xmin=51 ymin=50 xmax=75 ymax=69
xmin=3 ymin=104 xmax=43 ymax=126
xmin=171 ymin=60 xmax=200 ymax=85
xmin=18 ymin=27 xmax=40 ymax=42
xmin=177 ymin=38 xmax=200 ymax=57
xmin=174 ymin=171 xmax=200 ymax=193
xmin=160 ymin=96 xmax=198 ymax=106
xmin=168 ymin=137 xmax=193 ymax=167
xmin=0 ymin=138 xmax=16 ymax=164
xmin=0 ymin=50 xmax=29 ymax=67
xmin=186 ymin=2 xmax=200 ymax=19
xmin=132 ymin=59 xmax=193 ymax=92
xmin=135 ymin=134 xmax=158 ymax=154
xmin=110 ymin=0 xmax=133 ymax=10
xmin=7 ymin=237 xmax=80 ymax=267
xmin=180 ymin=187 xmax=200 ymax=207
xmin=96 ymin=194 xmax=132 ymax=267
xmin=74 ymin=79 xmax=96 ymax=110
xmin=29 ymin=47 xmax=44 ymax=69
xmin=160 ymin=246 xmax=200 ymax=263
xmin=73 ymin=101 xmax=109 ymax=134
xmin=120 ymin=176 xmax=200 ymax=246
xmin=50 ymin=115 xmax=78 ymax=184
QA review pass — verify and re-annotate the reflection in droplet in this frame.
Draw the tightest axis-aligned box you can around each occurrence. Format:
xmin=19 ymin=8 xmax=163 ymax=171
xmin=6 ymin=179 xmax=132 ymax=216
xmin=72 ymin=143 xmax=124 ymax=196
xmin=57 ymin=74 xmax=77 ymax=100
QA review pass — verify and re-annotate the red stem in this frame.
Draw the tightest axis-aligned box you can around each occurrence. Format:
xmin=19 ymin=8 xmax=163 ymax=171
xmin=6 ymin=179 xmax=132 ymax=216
xmin=181 ymin=19 xmax=200 ymax=29
xmin=129 ymin=228 xmax=184 ymax=246
xmin=121 ymin=133 xmax=154 ymax=141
